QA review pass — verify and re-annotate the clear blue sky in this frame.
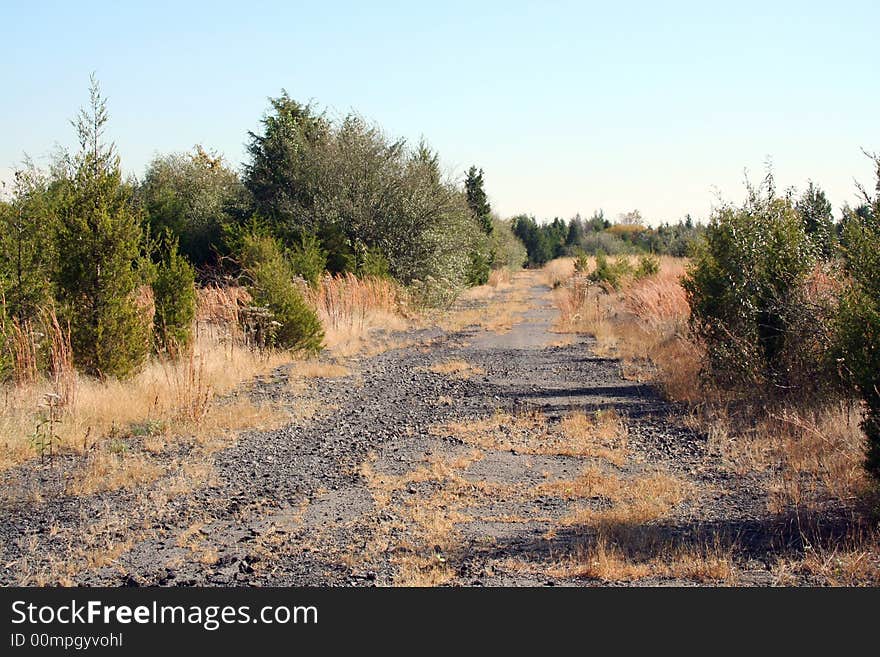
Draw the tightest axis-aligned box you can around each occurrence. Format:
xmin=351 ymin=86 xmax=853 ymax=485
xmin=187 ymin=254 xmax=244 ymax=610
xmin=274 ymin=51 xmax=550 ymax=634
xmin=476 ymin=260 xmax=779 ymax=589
xmin=2 ymin=0 xmax=877 ymax=223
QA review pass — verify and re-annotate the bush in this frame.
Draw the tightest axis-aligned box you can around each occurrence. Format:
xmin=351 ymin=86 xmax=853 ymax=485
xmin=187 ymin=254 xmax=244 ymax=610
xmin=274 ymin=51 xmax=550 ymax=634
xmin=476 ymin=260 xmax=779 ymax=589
xmin=588 ymin=252 xmax=633 ymax=290
xmin=836 ymin=158 xmax=880 ymax=477
xmin=359 ymin=247 xmax=391 ymax=278
xmin=574 ymin=250 xmax=591 ymax=274
xmin=682 ymin=182 xmax=821 ymax=391
xmin=52 ymin=80 xmax=151 ymax=379
xmin=239 ymin=234 xmax=323 ymax=353
xmin=152 ymin=234 xmax=197 ymax=352
xmin=465 ymin=250 xmax=491 ymax=286
xmin=288 ymin=233 xmax=327 ymax=287
xmin=635 ymin=253 xmax=660 ymax=279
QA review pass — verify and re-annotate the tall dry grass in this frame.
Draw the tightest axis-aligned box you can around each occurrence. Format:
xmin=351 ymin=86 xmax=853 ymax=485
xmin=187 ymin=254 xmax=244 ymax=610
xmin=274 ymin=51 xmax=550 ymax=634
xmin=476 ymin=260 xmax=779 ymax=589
xmin=307 ymin=273 xmax=408 ymax=355
xmin=1 ymin=271 xmax=413 ymax=472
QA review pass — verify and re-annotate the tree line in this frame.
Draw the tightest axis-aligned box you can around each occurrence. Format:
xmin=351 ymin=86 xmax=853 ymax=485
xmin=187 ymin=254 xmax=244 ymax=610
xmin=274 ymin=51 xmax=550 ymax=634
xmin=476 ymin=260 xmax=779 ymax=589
xmin=0 ymin=79 xmax=527 ymax=380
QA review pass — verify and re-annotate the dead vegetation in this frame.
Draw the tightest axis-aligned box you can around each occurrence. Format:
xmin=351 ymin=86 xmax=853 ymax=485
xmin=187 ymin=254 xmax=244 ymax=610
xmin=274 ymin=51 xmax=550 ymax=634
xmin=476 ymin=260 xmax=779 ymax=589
xmin=425 ymin=359 xmax=486 ymax=379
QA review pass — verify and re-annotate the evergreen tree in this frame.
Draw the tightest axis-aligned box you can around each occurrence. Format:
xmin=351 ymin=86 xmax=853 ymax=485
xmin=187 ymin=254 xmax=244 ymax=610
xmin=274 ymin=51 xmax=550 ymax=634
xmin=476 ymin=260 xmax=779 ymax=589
xmin=795 ymin=181 xmax=836 ymax=258
xmin=52 ymin=76 xmax=150 ymax=378
xmin=465 ymin=166 xmax=493 ymax=234
xmin=0 ymin=164 xmax=53 ymax=324
xmin=152 ymin=232 xmax=197 ymax=352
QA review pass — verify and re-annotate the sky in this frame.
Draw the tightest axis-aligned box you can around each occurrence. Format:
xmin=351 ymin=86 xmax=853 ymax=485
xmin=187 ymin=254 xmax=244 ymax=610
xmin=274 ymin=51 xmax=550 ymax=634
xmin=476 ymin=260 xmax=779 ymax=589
xmin=2 ymin=0 xmax=878 ymax=224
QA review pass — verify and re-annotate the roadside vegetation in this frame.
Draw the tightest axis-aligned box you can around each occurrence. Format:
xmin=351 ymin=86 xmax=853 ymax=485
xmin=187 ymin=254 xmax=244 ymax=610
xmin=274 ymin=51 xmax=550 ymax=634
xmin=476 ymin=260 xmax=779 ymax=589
xmin=549 ymin=163 xmax=880 ymax=583
xmin=0 ymin=78 xmax=526 ymax=475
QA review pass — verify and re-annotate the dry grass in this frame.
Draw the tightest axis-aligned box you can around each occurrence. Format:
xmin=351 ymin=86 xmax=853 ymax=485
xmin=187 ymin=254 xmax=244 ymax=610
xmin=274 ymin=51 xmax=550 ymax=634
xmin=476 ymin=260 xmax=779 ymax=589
xmin=548 ymin=535 xmax=734 ymax=583
xmin=308 ymin=273 xmax=409 ymax=357
xmin=438 ymin=272 xmax=533 ymax=334
xmin=425 ymin=359 xmax=485 ymax=379
xmin=291 ymin=360 xmax=350 ymax=379
xmin=66 ymin=451 xmax=162 ymax=496
xmin=541 ymin=257 xmax=576 ymax=288
xmin=433 ymin=408 xmax=627 ymax=461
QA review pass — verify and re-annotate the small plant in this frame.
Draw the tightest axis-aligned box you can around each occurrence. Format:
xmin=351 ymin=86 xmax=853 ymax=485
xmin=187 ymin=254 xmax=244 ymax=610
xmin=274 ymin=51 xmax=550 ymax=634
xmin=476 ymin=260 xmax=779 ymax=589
xmin=288 ymin=233 xmax=327 ymax=287
xmin=359 ymin=247 xmax=391 ymax=279
xmin=635 ymin=254 xmax=660 ymax=279
xmin=239 ymin=233 xmax=324 ymax=353
xmin=589 ymin=252 xmax=632 ymax=290
xmin=30 ymin=393 xmax=62 ymax=463
xmin=152 ymin=232 xmax=197 ymax=353
xmin=574 ymin=251 xmax=591 ymax=274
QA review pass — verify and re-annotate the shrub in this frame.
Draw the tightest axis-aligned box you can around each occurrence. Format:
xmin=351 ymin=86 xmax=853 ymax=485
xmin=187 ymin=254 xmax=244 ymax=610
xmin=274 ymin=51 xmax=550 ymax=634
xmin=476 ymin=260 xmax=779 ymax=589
xmin=682 ymin=182 xmax=821 ymax=391
xmin=574 ymin=250 xmax=591 ymax=274
xmin=52 ymin=79 xmax=151 ymax=379
xmin=589 ymin=252 xmax=633 ymax=290
xmin=152 ymin=234 xmax=197 ymax=352
xmin=465 ymin=250 xmax=491 ymax=286
xmin=836 ymin=157 xmax=880 ymax=477
xmin=288 ymin=233 xmax=327 ymax=287
xmin=635 ymin=254 xmax=660 ymax=279
xmin=239 ymin=233 xmax=323 ymax=353
xmin=359 ymin=247 xmax=391 ymax=278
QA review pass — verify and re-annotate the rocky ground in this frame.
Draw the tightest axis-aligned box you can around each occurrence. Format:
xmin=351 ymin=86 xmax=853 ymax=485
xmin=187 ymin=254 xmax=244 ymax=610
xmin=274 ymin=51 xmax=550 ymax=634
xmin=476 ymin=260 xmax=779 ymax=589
xmin=0 ymin=271 xmax=852 ymax=586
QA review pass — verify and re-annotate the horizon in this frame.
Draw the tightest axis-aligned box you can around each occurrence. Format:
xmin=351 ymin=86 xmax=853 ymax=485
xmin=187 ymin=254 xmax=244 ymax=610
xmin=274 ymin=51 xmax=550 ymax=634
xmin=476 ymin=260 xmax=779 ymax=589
xmin=2 ymin=0 xmax=878 ymax=224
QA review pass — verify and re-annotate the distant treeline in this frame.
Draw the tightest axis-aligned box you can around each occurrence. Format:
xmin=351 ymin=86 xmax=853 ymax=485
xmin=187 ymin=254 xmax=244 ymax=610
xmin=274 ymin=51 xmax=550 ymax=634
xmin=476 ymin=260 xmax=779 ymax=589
xmin=511 ymin=210 xmax=703 ymax=266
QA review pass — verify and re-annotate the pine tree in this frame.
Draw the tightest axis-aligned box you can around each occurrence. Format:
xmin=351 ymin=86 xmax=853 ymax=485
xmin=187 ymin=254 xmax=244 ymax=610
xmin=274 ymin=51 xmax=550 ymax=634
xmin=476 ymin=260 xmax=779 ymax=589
xmin=465 ymin=166 xmax=493 ymax=234
xmin=795 ymin=181 xmax=836 ymax=258
xmin=152 ymin=232 xmax=197 ymax=352
xmin=52 ymin=76 xmax=150 ymax=378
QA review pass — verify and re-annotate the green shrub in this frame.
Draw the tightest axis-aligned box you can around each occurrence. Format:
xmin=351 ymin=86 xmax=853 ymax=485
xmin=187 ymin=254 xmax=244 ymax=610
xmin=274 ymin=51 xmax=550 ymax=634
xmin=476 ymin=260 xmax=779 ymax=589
xmin=588 ymin=252 xmax=632 ymax=290
xmin=836 ymin=158 xmax=880 ymax=477
xmin=359 ymin=247 xmax=391 ymax=278
xmin=152 ymin=234 xmax=197 ymax=352
xmin=573 ymin=250 xmax=591 ymax=274
xmin=682 ymin=184 xmax=819 ymax=390
xmin=465 ymin=250 xmax=491 ymax=286
xmin=635 ymin=254 xmax=660 ymax=279
xmin=240 ymin=233 xmax=323 ymax=353
xmin=52 ymin=80 xmax=151 ymax=379
xmin=288 ymin=233 xmax=327 ymax=287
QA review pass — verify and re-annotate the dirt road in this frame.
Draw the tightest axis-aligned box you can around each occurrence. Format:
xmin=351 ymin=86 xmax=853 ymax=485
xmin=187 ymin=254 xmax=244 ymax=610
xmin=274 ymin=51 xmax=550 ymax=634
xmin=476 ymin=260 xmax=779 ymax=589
xmin=0 ymin=271 xmax=803 ymax=586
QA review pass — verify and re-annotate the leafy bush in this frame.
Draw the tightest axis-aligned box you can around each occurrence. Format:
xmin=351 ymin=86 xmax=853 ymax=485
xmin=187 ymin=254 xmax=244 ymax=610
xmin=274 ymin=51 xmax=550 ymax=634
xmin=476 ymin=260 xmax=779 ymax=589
xmin=682 ymin=181 xmax=821 ymax=390
xmin=152 ymin=234 xmax=197 ymax=352
xmin=239 ymin=234 xmax=323 ymax=353
xmin=489 ymin=217 xmax=527 ymax=271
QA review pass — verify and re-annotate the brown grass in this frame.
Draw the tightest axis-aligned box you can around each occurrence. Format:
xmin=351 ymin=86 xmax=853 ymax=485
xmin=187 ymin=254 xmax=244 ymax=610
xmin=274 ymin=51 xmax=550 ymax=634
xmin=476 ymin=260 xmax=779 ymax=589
xmin=433 ymin=408 xmax=627 ymax=461
xmin=425 ymin=359 xmax=486 ymax=379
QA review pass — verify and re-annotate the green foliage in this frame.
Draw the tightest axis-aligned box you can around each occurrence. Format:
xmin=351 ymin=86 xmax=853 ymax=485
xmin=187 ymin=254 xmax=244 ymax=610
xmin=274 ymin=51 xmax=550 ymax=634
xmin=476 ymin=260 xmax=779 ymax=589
xmin=795 ymin=181 xmax=836 ymax=259
xmin=489 ymin=217 xmax=527 ymax=271
xmin=465 ymin=250 xmax=491 ymax=286
xmin=588 ymin=252 xmax=633 ymax=290
xmin=682 ymin=178 xmax=819 ymax=390
xmin=139 ymin=146 xmax=243 ymax=268
xmin=836 ymin=156 xmax=880 ymax=477
xmin=573 ymin=250 xmax=591 ymax=274
xmin=52 ymin=77 xmax=150 ymax=379
xmin=0 ymin=165 xmax=54 ymax=324
xmin=152 ymin=233 xmax=197 ymax=352
xmin=359 ymin=247 xmax=391 ymax=278
xmin=243 ymin=95 xmax=486 ymax=295
xmin=465 ymin=166 xmax=493 ymax=234
xmin=635 ymin=253 xmax=660 ymax=278
xmin=239 ymin=233 xmax=323 ymax=353
xmin=511 ymin=215 xmax=556 ymax=266
xmin=288 ymin=233 xmax=327 ymax=287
